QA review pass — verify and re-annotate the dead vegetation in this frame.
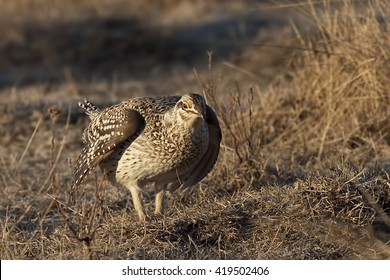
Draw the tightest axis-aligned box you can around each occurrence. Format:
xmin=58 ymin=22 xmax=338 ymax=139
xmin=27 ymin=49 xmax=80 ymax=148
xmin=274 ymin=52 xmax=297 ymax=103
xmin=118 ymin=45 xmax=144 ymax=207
xmin=1 ymin=0 xmax=390 ymax=259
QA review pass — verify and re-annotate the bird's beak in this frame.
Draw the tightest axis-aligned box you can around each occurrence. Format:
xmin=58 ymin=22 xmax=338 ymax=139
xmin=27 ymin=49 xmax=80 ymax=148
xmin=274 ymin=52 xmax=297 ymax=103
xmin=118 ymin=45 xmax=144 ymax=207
xmin=197 ymin=110 xmax=205 ymax=120
xmin=194 ymin=105 xmax=205 ymax=120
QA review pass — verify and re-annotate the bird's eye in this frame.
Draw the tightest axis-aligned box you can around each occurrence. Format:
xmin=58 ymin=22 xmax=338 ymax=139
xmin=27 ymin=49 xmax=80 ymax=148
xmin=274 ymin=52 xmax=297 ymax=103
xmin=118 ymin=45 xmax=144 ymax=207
xmin=180 ymin=101 xmax=189 ymax=110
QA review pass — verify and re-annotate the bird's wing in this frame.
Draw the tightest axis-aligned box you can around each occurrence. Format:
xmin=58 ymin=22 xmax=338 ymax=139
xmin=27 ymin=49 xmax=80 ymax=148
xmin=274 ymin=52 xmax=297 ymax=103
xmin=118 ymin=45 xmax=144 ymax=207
xmin=72 ymin=106 xmax=145 ymax=188
xmin=169 ymin=105 xmax=222 ymax=191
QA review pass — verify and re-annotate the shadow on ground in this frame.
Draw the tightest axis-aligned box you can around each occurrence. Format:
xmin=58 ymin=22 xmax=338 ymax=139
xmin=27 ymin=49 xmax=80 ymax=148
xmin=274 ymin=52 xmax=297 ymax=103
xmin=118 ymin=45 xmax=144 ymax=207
xmin=0 ymin=12 xmax=285 ymax=88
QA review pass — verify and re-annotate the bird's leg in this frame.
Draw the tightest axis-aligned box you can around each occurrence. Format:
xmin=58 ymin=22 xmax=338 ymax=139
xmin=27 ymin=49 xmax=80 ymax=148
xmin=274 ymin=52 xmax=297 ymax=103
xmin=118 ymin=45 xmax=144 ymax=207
xmin=128 ymin=186 xmax=146 ymax=222
xmin=155 ymin=190 xmax=165 ymax=215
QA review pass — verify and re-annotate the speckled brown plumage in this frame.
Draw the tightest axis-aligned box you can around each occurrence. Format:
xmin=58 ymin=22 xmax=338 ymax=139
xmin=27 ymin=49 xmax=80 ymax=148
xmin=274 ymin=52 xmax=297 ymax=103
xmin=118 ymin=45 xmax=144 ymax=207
xmin=71 ymin=93 xmax=222 ymax=221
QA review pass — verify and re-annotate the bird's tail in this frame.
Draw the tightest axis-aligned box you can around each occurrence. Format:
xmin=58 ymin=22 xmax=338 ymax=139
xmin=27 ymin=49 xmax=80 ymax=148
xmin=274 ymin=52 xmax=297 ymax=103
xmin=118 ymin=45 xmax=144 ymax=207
xmin=78 ymin=99 xmax=100 ymax=117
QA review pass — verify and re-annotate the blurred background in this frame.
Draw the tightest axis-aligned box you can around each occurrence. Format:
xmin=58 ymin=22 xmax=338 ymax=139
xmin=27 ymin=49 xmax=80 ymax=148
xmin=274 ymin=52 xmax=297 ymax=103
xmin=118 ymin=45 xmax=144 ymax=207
xmin=0 ymin=0 xmax=303 ymax=102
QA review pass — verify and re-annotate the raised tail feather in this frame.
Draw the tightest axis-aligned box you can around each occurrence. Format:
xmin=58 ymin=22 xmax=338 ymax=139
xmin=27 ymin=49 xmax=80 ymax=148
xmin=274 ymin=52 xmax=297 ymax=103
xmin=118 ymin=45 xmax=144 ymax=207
xmin=78 ymin=99 xmax=100 ymax=117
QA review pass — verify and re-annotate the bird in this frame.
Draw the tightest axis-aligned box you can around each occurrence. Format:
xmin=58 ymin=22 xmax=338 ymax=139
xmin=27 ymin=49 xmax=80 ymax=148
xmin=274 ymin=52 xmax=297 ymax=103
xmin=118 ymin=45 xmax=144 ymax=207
xmin=71 ymin=93 xmax=222 ymax=221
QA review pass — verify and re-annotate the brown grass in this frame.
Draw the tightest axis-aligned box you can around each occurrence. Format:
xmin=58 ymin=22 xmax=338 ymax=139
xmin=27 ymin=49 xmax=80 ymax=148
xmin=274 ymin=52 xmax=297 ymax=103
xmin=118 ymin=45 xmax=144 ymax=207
xmin=1 ymin=0 xmax=390 ymax=259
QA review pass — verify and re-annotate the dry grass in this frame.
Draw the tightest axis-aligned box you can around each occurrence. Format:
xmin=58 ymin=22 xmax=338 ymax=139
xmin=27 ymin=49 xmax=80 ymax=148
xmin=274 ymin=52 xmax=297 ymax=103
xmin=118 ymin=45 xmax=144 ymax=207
xmin=1 ymin=0 xmax=390 ymax=259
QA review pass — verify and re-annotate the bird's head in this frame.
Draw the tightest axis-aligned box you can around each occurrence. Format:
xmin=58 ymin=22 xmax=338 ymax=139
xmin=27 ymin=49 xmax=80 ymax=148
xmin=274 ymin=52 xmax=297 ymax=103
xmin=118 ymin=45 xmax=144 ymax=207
xmin=174 ymin=93 xmax=206 ymax=129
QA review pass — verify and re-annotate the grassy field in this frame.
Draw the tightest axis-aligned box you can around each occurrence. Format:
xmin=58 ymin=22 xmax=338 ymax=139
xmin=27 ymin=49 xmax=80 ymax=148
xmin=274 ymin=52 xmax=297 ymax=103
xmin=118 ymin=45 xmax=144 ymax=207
xmin=1 ymin=0 xmax=390 ymax=259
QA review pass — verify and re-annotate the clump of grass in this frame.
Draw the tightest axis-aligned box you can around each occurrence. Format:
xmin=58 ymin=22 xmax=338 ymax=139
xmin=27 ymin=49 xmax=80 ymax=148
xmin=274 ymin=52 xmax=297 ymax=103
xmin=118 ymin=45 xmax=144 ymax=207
xmin=260 ymin=0 xmax=390 ymax=230
xmin=197 ymin=0 xmax=390 ymax=246
xmin=56 ymin=175 xmax=108 ymax=260
xmin=268 ymin=0 xmax=390 ymax=165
